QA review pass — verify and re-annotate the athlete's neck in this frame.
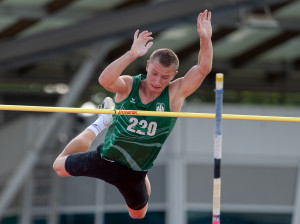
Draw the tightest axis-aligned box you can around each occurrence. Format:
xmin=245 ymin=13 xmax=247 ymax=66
xmin=139 ymin=80 xmax=162 ymax=104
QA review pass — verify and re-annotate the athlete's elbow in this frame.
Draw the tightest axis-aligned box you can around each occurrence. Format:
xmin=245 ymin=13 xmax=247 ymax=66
xmin=98 ymin=76 xmax=111 ymax=91
xmin=98 ymin=75 xmax=108 ymax=88
xmin=196 ymin=64 xmax=212 ymax=77
xmin=204 ymin=65 xmax=212 ymax=76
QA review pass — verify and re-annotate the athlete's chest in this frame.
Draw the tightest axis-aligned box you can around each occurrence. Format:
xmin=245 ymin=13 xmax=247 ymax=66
xmin=117 ymin=97 xmax=169 ymax=138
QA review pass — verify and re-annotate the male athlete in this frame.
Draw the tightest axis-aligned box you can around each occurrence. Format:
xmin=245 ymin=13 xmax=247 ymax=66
xmin=53 ymin=10 xmax=212 ymax=219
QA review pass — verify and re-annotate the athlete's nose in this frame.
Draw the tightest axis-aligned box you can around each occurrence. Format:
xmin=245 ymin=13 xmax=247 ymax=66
xmin=153 ymin=76 xmax=160 ymax=86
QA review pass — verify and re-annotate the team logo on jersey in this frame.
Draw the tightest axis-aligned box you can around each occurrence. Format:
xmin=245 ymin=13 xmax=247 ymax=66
xmin=130 ymin=98 xmax=136 ymax=104
xmin=156 ymin=103 xmax=165 ymax=112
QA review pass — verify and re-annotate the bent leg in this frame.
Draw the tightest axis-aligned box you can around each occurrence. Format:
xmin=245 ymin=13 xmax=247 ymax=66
xmin=127 ymin=175 xmax=151 ymax=219
xmin=53 ymin=97 xmax=114 ymax=177
xmin=53 ymin=129 xmax=96 ymax=177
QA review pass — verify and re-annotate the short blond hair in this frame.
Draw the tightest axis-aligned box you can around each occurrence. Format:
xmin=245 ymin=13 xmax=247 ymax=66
xmin=149 ymin=48 xmax=179 ymax=70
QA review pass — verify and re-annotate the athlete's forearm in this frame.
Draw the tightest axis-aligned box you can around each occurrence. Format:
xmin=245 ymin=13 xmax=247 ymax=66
xmin=197 ymin=37 xmax=213 ymax=75
xmin=98 ymin=50 xmax=138 ymax=88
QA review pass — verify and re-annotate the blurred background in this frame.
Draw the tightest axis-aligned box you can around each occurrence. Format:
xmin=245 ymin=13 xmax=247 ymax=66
xmin=0 ymin=0 xmax=300 ymax=224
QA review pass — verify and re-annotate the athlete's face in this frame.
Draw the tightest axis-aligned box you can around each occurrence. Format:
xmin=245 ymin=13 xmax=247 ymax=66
xmin=146 ymin=59 xmax=177 ymax=93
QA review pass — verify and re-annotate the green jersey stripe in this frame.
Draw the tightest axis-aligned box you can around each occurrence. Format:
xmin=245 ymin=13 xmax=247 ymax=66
xmin=115 ymin=139 xmax=163 ymax=147
xmin=112 ymin=145 xmax=142 ymax=171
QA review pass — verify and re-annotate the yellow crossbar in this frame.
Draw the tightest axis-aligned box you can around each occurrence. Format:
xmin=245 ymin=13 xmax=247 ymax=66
xmin=0 ymin=104 xmax=300 ymax=123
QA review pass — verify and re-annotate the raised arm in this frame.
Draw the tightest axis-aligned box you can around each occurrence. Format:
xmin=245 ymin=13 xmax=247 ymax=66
xmin=98 ymin=30 xmax=153 ymax=94
xmin=171 ymin=10 xmax=213 ymax=99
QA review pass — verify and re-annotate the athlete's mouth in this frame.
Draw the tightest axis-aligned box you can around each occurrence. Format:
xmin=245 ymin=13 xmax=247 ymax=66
xmin=151 ymin=84 xmax=161 ymax=89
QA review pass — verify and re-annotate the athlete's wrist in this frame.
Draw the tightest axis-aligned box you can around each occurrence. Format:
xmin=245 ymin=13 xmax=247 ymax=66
xmin=126 ymin=50 xmax=140 ymax=60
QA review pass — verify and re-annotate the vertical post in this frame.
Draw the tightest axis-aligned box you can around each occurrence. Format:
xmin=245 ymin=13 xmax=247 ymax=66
xmin=166 ymin=118 xmax=186 ymax=224
xmin=20 ymin=177 xmax=33 ymax=224
xmin=291 ymin=163 xmax=300 ymax=224
xmin=212 ymin=73 xmax=223 ymax=224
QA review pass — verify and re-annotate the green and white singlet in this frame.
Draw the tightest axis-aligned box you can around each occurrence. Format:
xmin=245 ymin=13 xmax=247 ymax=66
xmin=101 ymin=74 xmax=177 ymax=171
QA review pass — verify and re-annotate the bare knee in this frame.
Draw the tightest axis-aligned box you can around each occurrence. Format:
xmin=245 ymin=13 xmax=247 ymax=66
xmin=52 ymin=159 xmax=63 ymax=177
xmin=130 ymin=213 xmax=146 ymax=219
xmin=128 ymin=205 xmax=148 ymax=219
xmin=53 ymin=156 xmax=70 ymax=177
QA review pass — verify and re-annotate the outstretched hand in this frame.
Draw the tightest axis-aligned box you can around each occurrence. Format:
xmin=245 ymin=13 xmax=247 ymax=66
xmin=197 ymin=10 xmax=212 ymax=40
xmin=130 ymin=30 xmax=153 ymax=57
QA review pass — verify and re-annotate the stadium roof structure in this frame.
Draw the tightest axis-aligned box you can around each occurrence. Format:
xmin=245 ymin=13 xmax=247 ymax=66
xmin=0 ymin=0 xmax=300 ymax=108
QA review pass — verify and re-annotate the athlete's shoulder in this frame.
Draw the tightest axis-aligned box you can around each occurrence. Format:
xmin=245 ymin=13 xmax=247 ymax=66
xmin=115 ymin=75 xmax=134 ymax=103
xmin=121 ymin=75 xmax=133 ymax=82
xmin=122 ymin=74 xmax=143 ymax=84
xmin=120 ymin=75 xmax=134 ymax=94
xmin=169 ymin=78 xmax=185 ymax=112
